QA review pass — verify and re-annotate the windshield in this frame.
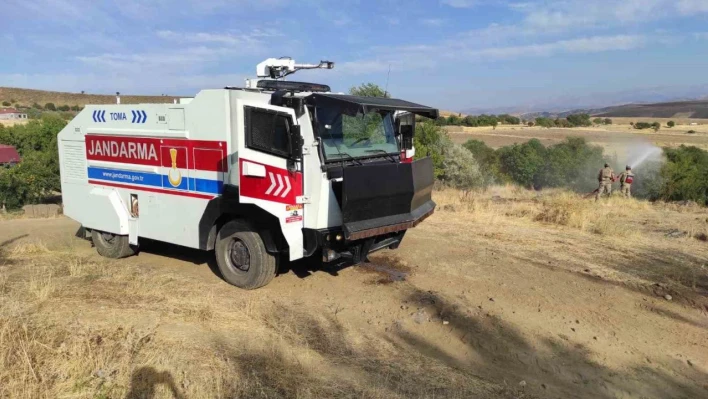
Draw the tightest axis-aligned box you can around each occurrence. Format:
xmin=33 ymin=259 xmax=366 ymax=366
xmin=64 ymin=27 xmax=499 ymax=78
xmin=316 ymin=107 xmax=398 ymax=162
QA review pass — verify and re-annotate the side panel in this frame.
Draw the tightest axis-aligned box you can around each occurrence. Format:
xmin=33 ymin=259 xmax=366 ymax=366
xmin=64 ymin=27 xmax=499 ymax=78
xmin=235 ymin=98 xmax=305 ymax=261
xmin=58 ymin=90 xmax=234 ymax=250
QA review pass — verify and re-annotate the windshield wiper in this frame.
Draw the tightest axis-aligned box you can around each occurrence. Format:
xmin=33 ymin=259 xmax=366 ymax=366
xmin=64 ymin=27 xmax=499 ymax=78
xmin=365 ymin=149 xmax=397 ymax=162
xmin=329 ymin=152 xmax=362 ymax=165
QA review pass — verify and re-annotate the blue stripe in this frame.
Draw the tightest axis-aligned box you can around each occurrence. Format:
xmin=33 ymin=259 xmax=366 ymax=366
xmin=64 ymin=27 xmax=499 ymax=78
xmin=161 ymin=175 xmax=189 ymax=190
xmin=88 ymin=167 xmax=162 ymax=187
xmin=87 ymin=167 xmax=222 ymax=195
xmin=192 ymin=178 xmax=223 ymax=194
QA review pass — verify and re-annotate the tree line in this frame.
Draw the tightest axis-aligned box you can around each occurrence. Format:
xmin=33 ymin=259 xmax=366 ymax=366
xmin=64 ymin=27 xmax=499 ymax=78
xmin=414 ymin=119 xmax=708 ymax=204
xmin=0 ymin=115 xmax=65 ymax=209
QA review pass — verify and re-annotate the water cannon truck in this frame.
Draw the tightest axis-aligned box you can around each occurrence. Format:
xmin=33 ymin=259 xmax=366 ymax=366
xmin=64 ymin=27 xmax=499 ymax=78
xmin=57 ymin=58 xmax=439 ymax=289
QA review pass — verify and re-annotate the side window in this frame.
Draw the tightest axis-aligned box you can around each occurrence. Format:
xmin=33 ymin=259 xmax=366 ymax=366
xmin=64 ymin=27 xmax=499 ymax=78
xmin=245 ymin=106 xmax=291 ymax=157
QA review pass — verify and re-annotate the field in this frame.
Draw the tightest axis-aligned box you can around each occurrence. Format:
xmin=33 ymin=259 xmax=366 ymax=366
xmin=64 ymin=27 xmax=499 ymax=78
xmin=447 ymin=122 xmax=708 ymax=150
xmin=2 ymin=188 xmax=707 ymax=398
xmin=0 ymin=87 xmax=182 ymax=108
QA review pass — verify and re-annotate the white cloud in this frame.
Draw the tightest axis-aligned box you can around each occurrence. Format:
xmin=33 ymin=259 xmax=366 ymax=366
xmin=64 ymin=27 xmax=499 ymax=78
xmin=677 ymin=0 xmax=708 ymax=14
xmin=421 ymin=18 xmax=446 ymax=27
xmin=156 ymin=29 xmax=280 ymax=47
xmin=441 ymin=0 xmax=478 ymax=7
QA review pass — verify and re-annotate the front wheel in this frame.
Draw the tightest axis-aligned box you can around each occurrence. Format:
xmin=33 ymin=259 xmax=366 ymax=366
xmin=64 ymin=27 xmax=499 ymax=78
xmin=91 ymin=229 xmax=136 ymax=259
xmin=215 ymin=220 xmax=277 ymax=290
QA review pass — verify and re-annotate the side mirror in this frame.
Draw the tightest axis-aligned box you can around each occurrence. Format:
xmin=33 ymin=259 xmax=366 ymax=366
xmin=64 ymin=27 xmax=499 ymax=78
xmin=396 ymin=113 xmax=415 ymax=150
xmin=289 ymin=125 xmax=304 ymax=160
xmin=400 ymin=125 xmax=414 ymax=150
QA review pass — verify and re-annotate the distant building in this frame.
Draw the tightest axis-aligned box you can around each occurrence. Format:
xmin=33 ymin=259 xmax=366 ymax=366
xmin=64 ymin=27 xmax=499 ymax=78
xmin=0 ymin=145 xmax=21 ymax=166
xmin=0 ymin=108 xmax=28 ymax=120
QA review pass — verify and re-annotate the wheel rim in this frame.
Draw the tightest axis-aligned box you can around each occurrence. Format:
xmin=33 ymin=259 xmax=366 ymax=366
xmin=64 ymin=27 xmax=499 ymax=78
xmin=228 ymin=238 xmax=250 ymax=272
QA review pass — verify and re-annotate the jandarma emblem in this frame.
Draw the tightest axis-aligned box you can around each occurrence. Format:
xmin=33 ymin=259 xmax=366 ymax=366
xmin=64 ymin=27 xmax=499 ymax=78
xmin=168 ymin=148 xmax=182 ymax=187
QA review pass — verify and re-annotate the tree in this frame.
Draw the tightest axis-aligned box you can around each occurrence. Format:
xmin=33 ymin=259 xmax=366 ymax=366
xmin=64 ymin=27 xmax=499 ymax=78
xmin=44 ymin=103 xmax=56 ymax=111
xmin=604 ymin=118 xmax=612 ymax=125
xmin=651 ymin=122 xmax=661 ymax=132
xmin=435 ymin=116 xmax=448 ymax=126
xmin=497 ymin=139 xmax=547 ymax=189
xmin=463 ymin=115 xmax=478 ymax=127
xmin=566 ymin=113 xmax=592 ymax=127
xmin=593 ymin=117 xmax=603 ymax=125
xmin=348 ymin=83 xmax=390 ymax=98
xmin=71 ymin=105 xmax=81 ymax=112
xmin=634 ymin=122 xmax=652 ymax=130
xmin=535 ymin=117 xmax=555 ymax=128
xmin=447 ymin=115 xmax=462 ymax=126
xmin=414 ymin=120 xmax=451 ymax=178
xmin=463 ymin=139 xmax=501 ymax=183
xmin=57 ymin=105 xmax=71 ymax=112
xmin=667 ymin=121 xmax=675 ymax=128
xmin=32 ymin=103 xmax=43 ymax=110
xmin=1 ymin=101 xmax=10 ymax=107
xmin=527 ymin=121 xmax=535 ymax=127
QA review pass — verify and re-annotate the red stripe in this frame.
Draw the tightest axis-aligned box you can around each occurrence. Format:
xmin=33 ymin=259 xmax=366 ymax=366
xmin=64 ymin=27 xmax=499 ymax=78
xmin=238 ymin=158 xmax=302 ymax=205
xmin=86 ymin=134 xmax=226 ymax=171
xmin=88 ymin=180 xmax=216 ymax=200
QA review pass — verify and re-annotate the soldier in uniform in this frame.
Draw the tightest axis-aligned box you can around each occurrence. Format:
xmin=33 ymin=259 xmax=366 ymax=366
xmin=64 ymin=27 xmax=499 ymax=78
xmin=618 ymin=165 xmax=635 ymax=198
xmin=595 ymin=163 xmax=615 ymax=201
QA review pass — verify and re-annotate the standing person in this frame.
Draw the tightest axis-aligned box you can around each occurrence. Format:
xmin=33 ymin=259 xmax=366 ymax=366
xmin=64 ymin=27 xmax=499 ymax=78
xmin=618 ymin=165 xmax=635 ymax=198
xmin=595 ymin=163 xmax=615 ymax=201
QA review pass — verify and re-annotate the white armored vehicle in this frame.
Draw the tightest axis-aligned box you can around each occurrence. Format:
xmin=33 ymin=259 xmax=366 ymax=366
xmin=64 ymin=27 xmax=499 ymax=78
xmin=58 ymin=58 xmax=438 ymax=289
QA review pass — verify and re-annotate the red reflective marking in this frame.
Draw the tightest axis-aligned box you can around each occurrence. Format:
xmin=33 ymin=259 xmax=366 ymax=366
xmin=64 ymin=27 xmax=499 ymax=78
xmin=239 ymin=158 xmax=302 ymax=205
xmin=193 ymin=148 xmax=226 ymax=172
xmin=85 ymin=135 xmax=226 ymax=171
xmin=88 ymin=180 xmax=215 ymax=199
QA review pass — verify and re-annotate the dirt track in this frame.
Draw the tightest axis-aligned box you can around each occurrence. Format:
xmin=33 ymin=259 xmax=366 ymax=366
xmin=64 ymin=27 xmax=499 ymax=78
xmin=2 ymin=191 xmax=708 ymax=398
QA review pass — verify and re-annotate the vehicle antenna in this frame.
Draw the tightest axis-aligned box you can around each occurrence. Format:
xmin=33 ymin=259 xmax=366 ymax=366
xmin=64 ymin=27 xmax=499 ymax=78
xmin=384 ymin=64 xmax=391 ymax=97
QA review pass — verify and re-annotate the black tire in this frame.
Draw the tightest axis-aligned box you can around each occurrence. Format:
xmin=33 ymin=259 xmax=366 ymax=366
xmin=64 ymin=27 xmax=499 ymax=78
xmin=91 ymin=229 xmax=136 ymax=259
xmin=215 ymin=220 xmax=277 ymax=290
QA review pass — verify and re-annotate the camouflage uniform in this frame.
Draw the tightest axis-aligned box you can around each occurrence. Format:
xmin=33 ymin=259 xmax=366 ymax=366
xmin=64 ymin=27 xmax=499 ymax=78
xmin=595 ymin=166 xmax=614 ymax=200
xmin=618 ymin=169 xmax=635 ymax=198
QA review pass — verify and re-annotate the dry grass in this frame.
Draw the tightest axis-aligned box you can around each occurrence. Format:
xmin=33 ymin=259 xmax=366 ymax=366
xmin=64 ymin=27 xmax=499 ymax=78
xmin=0 ymin=237 xmax=513 ymax=399
xmin=435 ymin=186 xmax=686 ymax=240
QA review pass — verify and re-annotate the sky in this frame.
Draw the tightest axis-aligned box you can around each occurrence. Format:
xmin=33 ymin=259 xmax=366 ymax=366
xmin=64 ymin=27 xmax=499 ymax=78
xmin=2 ymin=0 xmax=708 ymax=112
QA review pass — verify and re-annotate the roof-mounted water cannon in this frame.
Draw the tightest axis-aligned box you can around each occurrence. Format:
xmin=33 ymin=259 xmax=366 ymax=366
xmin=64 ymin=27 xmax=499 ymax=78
xmin=245 ymin=57 xmax=334 ymax=89
xmin=256 ymin=57 xmax=334 ymax=79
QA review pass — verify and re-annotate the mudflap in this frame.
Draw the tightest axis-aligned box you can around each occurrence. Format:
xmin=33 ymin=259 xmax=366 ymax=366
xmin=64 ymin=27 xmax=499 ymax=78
xmin=341 ymin=157 xmax=435 ymax=241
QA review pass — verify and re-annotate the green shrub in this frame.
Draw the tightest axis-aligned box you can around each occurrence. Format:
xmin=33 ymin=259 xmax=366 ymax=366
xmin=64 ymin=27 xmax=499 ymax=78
xmin=658 ymin=146 xmax=708 ymax=205
xmin=0 ymin=115 xmax=66 ymax=209
xmin=1 ymin=101 xmax=10 ymax=107
xmin=463 ymin=139 xmax=502 ymax=184
xmin=498 ymin=139 xmax=546 ymax=189
xmin=440 ymin=144 xmax=485 ymax=192
xmin=687 ymin=130 xmax=696 ymax=134
xmin=44 ymin=103 xmax=56 ymax=111
xmin=604 ymin=118 xmax=612 ymax=125
xmin=535 ymin=117 xmax=555 ymax=128
xmin=667 ymin=121 xmax=675 ymax=128
xmin=414 ymin=120 xmax=450 ymax=178
xmin=566 ymin=113 xmax=592 ymax=127
xmin=651 ymin=122 xmax=660 ymax=131
xmin=634 ymin=122 xmax=652 ymax=130
xmin=593 ymin=117 xmax=603 ymax=125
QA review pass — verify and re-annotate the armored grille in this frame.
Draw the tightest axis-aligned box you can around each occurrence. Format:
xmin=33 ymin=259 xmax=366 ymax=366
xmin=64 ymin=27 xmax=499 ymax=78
xmin=245 ymin=106 xmax=290 ymax=157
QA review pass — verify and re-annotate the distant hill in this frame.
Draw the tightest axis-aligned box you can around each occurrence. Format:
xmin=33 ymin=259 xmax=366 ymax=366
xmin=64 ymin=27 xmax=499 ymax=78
xmin=0 ymin=87 xmax=184 ymax=108
xmin=593 ymin=100 xmax=708 ymax=118
xmin=518 ymin=100 xmax=708 ymax=120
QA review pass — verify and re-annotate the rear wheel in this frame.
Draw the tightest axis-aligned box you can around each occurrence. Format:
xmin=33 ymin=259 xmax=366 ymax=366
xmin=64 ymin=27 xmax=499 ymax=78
xmin=215 ymin=220 xmax=277 ymax=290
xmin=91 ymin=229 xmax=135 ymax=259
